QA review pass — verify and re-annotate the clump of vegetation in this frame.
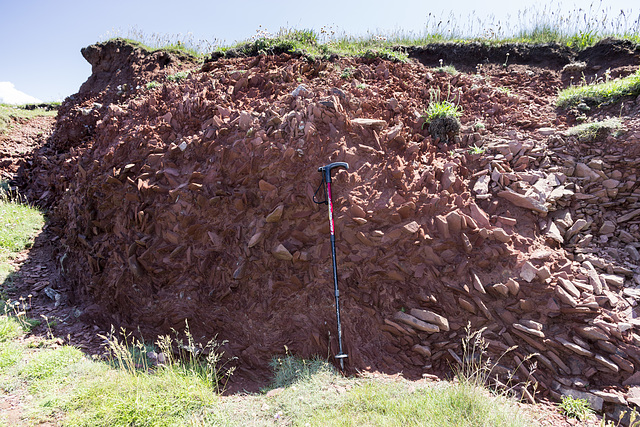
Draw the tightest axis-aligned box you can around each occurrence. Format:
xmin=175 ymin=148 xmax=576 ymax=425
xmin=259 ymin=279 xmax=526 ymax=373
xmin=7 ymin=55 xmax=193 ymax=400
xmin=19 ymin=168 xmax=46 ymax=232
xmin=144 ymin=80 xmax=161 ymax=90
xmin=340 ymin=67 xmax=354 ymax=79
xmin=101 ymin=28 xmax=218 ymax=58
xmin=212 ymin=28 xmax=408 ymax=62
xmin=558 ymin=395 xmax=594 ymax=421
xmin=269 ymin=353 xmax=332 ymax=388
xmin=557 ymin=68 xmax=640 ymax=108
xmin=468 ymin=144 xmax=486 ymax=155
xmin=566 ymin=118 xmax=623 ymax=142
xmin=422 ymin=88 xmax=463 ymax=142
xmin=435 ymin=59 xmax=458 ymax=75
xmin=221 ymin=28 xmax=316 ymax=57
xmin=166 ymin=71 xmax=189 ymax=83
xmin=436 ymin=65 xmax=459 ymax=75
xmin=0 ymin=314 xmax=23 ymax=342
xmin=356 ymin=47 xmax=407 ymax=62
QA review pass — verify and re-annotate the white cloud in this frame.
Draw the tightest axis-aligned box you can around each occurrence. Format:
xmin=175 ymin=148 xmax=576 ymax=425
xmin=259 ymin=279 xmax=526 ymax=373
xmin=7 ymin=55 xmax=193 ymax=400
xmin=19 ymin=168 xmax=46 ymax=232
xmin=0 ymin=82 xmax=42 ymax=105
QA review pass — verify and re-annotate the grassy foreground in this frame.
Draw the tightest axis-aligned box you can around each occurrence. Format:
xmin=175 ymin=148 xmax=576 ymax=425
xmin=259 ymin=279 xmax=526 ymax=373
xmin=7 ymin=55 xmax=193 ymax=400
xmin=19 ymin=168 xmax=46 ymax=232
xmin=0 ymin=337 xmax=535 ymax=426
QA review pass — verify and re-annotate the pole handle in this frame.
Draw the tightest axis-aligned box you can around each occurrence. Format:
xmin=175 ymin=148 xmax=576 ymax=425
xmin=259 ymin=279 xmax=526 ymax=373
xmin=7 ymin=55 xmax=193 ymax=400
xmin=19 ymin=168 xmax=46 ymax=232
xmin=318 ymin=162 xmax=349 ymax=183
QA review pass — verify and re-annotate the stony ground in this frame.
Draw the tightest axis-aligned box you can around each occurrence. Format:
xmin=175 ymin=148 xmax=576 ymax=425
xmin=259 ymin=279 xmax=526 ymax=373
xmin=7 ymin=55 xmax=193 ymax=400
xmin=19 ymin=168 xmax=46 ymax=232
xmin=3 ymin=39 xmax=640 ymax=425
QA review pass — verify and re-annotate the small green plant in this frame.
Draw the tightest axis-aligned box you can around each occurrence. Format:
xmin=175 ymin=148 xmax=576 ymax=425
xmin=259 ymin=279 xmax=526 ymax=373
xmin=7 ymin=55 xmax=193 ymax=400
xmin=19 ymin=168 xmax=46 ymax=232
xmin=568 ymin=30 xmax=597 ymax=50
xmin=166 ymin=71 xmax=189 ymax=83
xmin=468 ymin=144 xmax=486 ymax=155
xmin=144 ymin=80 xmax=161 ymax=90
xmin=559 ymin=395 xmax=593 ymax=421
xmin=422 ymin=87 xmax=463 ymax=142
xmin=423 ymin=89 xmax=463 ymax=122
xmin=340 ymin=67 xmax=354 ymax=79
xmin=435 ymin=60 xmax=458 ymax=75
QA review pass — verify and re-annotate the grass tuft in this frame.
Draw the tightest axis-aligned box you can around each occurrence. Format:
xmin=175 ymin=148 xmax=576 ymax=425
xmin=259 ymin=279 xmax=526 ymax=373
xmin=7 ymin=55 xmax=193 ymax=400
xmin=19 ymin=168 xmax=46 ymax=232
xmin=567 ymin=118 xmax=623 ymax=142
xmin=0 ymin=315 xmax=22 ymax=342
xmin=19 ymin=346 xmax=84 ymax=380
xmin=557 ymin=68 xmax=640 ymax=108
xmin=166 ymin=71 xmax=189 ymax=83
xmin=423 ymin=87 xmax=463 ymax=142
xmin=558 ymin=395 xmax=594 ymax=421
xmin=269 ymin=354 xmax=334 ymax=388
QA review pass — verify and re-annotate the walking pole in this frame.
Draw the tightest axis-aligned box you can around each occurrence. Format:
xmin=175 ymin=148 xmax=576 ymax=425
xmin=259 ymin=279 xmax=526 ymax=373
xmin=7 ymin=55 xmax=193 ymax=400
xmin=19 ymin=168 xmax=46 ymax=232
xmin=314 ymin=162 xmax=349 ymax=370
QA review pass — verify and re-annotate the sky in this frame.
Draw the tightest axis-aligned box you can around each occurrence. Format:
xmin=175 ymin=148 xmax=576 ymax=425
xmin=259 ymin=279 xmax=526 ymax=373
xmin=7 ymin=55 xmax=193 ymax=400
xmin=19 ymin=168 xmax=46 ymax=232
xmin=1 ymin=0 xmax=638 ymax=102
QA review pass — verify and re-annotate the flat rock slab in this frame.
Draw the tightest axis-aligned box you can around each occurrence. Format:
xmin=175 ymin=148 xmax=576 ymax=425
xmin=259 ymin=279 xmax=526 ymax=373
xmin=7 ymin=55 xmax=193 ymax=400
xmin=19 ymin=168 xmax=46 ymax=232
xmin=498 ymin=188 xmax=548 ymax=214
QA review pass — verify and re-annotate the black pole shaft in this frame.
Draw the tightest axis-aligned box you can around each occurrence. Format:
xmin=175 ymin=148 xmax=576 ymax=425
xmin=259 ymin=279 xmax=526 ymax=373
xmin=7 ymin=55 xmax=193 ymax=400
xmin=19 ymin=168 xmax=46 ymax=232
xmin=327 ymin=181 xmax=346 ymax=370
xmin=330 ymin=235 xmax=345 ymax=370
xmin=317 ymin=162 xmax=349 ymax=370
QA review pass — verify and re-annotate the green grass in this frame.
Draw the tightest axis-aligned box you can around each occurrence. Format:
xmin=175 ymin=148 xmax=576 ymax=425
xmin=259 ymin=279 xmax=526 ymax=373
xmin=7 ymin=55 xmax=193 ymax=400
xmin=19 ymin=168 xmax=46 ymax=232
xmin=558 ymin=395 xmax=594 ymax=421
xmin=105 ymin=2 xmax=640 ymax=64
xmin=166 ymin=71 xmax=190 ymax=83
xmin=0 ymin=315 xmax=22 ymax=342
xmin=424 ymin=99 xmax=463 ymax=122
xmin=215 ymin=28 xmax=409 ymax=62
xmin=435 ymin=64 xmax=459 ymax=75
xmin=557 ymin=68 xmax=640 ymax=108
xmin=307 ymin=379 xmax=530 ymax=427
xmin=0 ymin=324 xmax=540 ymax=427
xmin=58 ymin=362 xmax=218 ymax=427
xmin=0 ymin=193 xmax=45 ymax=260
xmin=566 ymin=118 xmax=624 ymax=142
xmin=0 ymin=340 xmax=23 ymax=370
xmin=0 ymin=103 xmax=58 ymax=135
xmin=421 ymin=88 xmax=463 ymax=141
xmin=99 ymin=30 xmax=212 ymax=58
xmin=0 ymin=191 xmax=45 ymax=286
xmin=200 ymin=355 xmax=533 ymax=427
xmin=20 ymin=345 xmax=84 ymax=380
xmin=0 ymin=327 xmax=228 ymax=426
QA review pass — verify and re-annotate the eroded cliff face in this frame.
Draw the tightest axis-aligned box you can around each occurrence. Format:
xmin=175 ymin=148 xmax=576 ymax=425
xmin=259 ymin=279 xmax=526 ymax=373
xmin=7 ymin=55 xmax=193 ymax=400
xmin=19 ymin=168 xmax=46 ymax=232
xmin=21 ymin=38 xmax=640 ymax=404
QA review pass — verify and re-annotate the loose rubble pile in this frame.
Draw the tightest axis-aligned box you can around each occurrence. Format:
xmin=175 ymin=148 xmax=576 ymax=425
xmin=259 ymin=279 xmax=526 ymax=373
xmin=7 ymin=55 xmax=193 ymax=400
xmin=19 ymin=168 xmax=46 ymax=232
xmin=21 ymin=39 xmax=640 ymax=410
